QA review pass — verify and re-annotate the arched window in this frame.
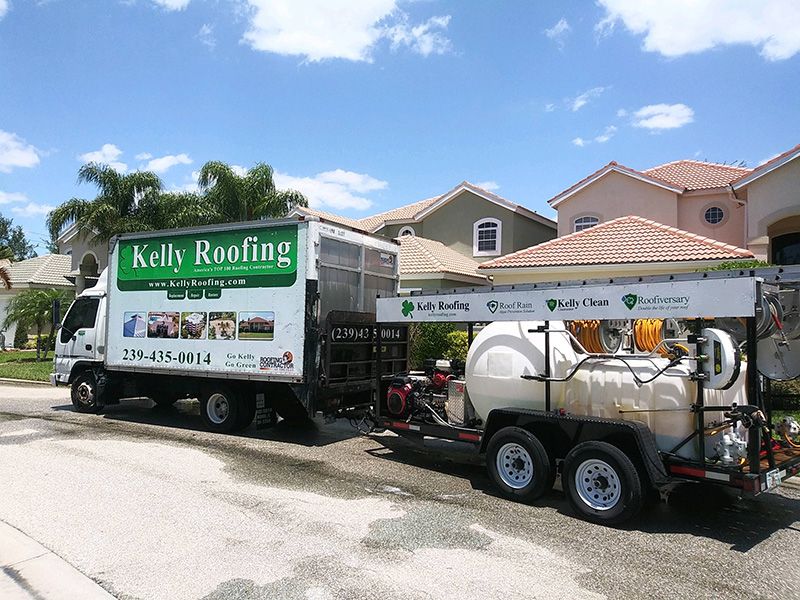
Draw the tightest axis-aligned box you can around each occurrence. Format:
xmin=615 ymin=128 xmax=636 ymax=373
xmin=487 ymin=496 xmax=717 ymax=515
xmin=473 ymin=218 xmax=502 ymax=256
xmin=573 ymin=216 xmax=599 ymax=232
xmin=398 ymin=225 xmax=416 ymax=237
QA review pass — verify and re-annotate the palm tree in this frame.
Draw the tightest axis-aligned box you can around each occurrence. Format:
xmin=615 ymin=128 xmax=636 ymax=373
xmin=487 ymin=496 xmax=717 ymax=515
xmin=0 ymin=262 xmax=10 ymax=290
xmin=47 ymin=163 xmax=163 ymax=243
xmin=197 ymin=161 xmax=307 ymax=222
xmin=3 ymin=289 xmax=74 ymax=360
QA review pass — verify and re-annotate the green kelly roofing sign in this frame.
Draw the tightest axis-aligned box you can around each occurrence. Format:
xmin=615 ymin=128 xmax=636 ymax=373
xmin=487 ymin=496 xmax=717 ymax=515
xmin=116 ymin=225 xmax=298 ymax=291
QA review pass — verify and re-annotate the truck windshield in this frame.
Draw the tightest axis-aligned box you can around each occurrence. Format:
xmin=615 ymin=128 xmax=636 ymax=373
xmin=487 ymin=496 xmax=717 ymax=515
xmin=60 ymin=297 xmax=100 ymax=343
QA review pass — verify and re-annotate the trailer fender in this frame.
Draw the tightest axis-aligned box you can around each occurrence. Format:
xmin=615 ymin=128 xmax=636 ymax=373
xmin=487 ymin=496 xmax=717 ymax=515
xmin=481 ymin=408 xmax=668 ymax=487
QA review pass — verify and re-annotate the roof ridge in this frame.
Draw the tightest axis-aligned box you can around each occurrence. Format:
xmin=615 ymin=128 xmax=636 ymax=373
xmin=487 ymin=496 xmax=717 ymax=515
xmin=644 ymin=159 xmax=751 ymax=172
xmin=412 ymin=235 xmax=447 ymax=271
xmin=359 ymin=194 xmax=442 ymax=223
xmin=731 ymin=141 xmax=800 ymax=186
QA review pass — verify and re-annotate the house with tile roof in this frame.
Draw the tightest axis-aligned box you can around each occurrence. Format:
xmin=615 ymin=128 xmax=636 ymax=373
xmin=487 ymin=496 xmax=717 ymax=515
xmin=548 ymin=141 xmax=800 ymax=265
xmin=292 ymin=181 xmax=556 ymax=289
xmin=480 ymin=216 xmax=754 ymax=284
xmin=0 ymin=254 xmax=73 ymax=347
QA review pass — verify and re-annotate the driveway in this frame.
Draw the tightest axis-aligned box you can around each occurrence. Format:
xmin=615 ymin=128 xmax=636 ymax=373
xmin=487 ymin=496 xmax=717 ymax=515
xmin=0 ymin=383 xmax=799 ymax=599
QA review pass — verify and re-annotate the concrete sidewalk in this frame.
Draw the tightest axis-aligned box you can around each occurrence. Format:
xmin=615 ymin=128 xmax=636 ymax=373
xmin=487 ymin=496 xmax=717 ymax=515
xmin=0 ymin=520 xmax=114 ymax=599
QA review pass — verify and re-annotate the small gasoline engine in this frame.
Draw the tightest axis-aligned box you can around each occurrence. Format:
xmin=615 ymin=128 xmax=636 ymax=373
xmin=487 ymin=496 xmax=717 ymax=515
xmin=386 ymin=359 xmax=466 ymax=423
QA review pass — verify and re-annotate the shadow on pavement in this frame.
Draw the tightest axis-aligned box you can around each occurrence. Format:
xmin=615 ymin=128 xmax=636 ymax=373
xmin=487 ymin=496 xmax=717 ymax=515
xmin=365 ymin=432 xmax=800 ymax=551
xmin=51 ymin=398 xmax=359 ymax=447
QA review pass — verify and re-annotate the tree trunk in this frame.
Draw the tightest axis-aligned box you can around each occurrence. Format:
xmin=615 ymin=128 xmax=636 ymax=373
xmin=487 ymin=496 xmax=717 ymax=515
xmin=35 ymin=322 xmax=42 ymax=361
xmin=43 ymin=327 xmax=56 ymax=361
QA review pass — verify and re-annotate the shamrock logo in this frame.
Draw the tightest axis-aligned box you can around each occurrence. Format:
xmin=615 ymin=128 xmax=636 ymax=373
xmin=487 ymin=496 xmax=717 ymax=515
xmin=401 ymin=299 xmax=414 ymax=318
xmin=621 ymin=293 xmax=638 ymax=310
xmin=486 ymin=300 xmax=498 ymax=314
xmin=546 ymin=299 xmax=557 ymax=312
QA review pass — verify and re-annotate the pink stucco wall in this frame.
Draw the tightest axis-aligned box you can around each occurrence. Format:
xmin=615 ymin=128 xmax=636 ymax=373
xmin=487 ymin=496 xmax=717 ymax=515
xmin=555 ymin=171 xmax=679 ymax=236
xmin=676 ymin=191 xmax=746 ymax=248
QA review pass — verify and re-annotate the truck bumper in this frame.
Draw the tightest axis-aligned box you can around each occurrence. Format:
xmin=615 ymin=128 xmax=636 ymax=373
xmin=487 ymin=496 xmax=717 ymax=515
xmin=50 ymin=372 xmax=69 ymax=387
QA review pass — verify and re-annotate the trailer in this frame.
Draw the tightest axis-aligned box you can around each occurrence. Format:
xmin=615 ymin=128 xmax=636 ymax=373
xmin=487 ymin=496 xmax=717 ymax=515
xmin=53 ymin=217 xmax=405 ymax=432
xmin=373 ymin=267 xmax=800 ymax=524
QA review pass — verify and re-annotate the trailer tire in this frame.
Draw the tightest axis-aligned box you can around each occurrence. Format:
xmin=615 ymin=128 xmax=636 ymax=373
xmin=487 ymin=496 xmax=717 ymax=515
xmin=563 ymin=441 xmax=643 ymax=526
xmin=486 ymin=427 xmax=554 ymax=502
xmin=71 ymin=371 xmax=103 ymax=414
xmin=199 ymin=386 xmax=240 ymax=433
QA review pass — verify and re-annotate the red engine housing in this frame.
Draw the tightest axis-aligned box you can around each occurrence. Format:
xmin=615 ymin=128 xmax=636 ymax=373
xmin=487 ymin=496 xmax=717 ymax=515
xmin=386 ymin=376 xmax=415 ymax=417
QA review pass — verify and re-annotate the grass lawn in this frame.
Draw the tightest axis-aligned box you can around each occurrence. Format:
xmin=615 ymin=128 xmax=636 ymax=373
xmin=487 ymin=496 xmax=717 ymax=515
xmin=0 ymin=350 xmax=53 ymax=382
xmin=238 ymin=332 xmax=274 ymax=340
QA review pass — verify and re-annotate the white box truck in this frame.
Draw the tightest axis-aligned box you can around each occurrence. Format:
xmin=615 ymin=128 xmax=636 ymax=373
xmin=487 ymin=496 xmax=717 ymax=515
xmin=52 ymin=217 xmax=406 ymax=432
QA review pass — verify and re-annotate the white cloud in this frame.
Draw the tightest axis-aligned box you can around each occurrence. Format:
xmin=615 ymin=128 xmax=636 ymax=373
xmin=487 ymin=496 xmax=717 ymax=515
xmin=151 ymin=0 xmax=190 ymax=10
xmin=0 ymin=190 xmax=28 ymax=205
xmin=596 ymin=0 xmax=800 ymax=61
xmin=78 ymin=143 xmax=127 ymax=172
xmin=616 ymin=108 xmax=628 ymax=117
xmin=11 ymin=202 xmax=55 ymax=217
xmin=632 ymin=103 xmax=694 ymax=130
xmin=544 ymin=18 xmax=571 ymax=49
xmin=572 ymin=137 xmax=588 ymax=147
xmin=241 ymin=0 xmax=452 ymax=62
xmin=315 ymin=169 xmax=387 ymax=193
xmin=594 ymin=125 xmax=617 ymax=143
xmin=386 ymin=14 xmax=451 ymax=57
xmin=0 ymin=130 xmax=41 ymax=173
xmin=475 ymin=181 xmax=500 ymax=192
xmin=274 ymin=169 xmax=387 ymax=210
xmin=143 ymin=153 xmax=192 ymax=174
xmin=197 ymin=23 xmax=216 ymax=49
xmin=758 ymin=152 xmax=782 ymax=166
xmin=135 ymin=152 xmax=153 ymax=160
xmin=544 ymin=103 xmax=555 ymax=112
xmin=230 ymin=165 xmax=248 ymax=177
xmin=570 ymin=86 xmax=607 ymax=111
xmin=0 ymin=0 xmax=8 ymax=20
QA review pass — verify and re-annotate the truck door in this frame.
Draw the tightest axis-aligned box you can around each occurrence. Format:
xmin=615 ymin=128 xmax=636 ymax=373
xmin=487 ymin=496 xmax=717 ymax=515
xmin=57 ymin=296 xmax=101 ymax=361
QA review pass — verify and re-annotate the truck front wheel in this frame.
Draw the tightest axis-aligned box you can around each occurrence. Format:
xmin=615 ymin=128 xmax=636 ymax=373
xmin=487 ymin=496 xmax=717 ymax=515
xmin=486 ymin=427 xmax=553 ymax=502
xmin=71 ymin=371 xmax=103 ymax=414
xmin=563 ymin=441 xmax=643 ymax=526
xmin=200 ymin=386 xmax=240 ymax=433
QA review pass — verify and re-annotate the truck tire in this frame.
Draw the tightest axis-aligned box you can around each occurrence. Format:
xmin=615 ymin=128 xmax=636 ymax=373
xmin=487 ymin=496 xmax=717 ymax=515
xmin=71 ymin=371 xmax=103 ymax=414
xmin=236 ymin=396 xmax=257 ymax=430
xmin=199 ymin=386 xmax=240 ymax=433
xmin=486 ymin=427 xmax=554 ymax=502
xmin=563 ymin=441 xmax=643 ymax=526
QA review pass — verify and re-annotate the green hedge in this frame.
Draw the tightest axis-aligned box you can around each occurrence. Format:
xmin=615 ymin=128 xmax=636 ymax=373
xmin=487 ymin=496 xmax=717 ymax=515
xmin=408 ymin=323 xmax=469 ymax=369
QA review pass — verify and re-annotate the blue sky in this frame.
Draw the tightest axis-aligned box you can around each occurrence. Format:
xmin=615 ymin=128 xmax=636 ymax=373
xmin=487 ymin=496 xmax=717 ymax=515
xmin=1 ymin=0 xmax=799 ymax=252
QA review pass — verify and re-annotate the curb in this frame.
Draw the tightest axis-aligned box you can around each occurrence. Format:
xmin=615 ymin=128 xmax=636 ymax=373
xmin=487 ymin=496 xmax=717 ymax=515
xmin=0 ymin=520 xmax=115 ymax=599
xmin=0 ymin=378 xmax=51 ymax=387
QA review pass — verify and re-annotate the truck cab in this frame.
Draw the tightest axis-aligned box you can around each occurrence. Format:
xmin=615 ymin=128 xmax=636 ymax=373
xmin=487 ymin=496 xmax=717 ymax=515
xmin=52 ymin=270 xmax=107 ymax=387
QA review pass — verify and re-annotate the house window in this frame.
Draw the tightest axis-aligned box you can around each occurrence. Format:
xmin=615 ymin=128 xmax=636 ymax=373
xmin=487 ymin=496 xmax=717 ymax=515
xmin=398 ymin=226 xmax=416 ymax=236
xmin=473 ymin=218 xmax=502 ymax=256
xmin=704 ymin=206 xmax=724 ymax=225
xmin=773 ymin=232 xmax=800 ymax=265
xmin=574 ymin=216 xmax=599 ymax=232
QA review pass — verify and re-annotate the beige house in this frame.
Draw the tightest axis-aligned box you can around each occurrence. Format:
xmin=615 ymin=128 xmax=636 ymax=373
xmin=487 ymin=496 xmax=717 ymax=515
xmin=0 ymin=254 xmax=73 ymax=346
xmin=293 ymin=181 xmax=556 ymax=289
xmin=481 ymin=216 xmax=754 ymax=285
xmin=56 ymin=223 xmax=105 ymax=293
xmin=547 ymin=141 xmax=800 ymax=265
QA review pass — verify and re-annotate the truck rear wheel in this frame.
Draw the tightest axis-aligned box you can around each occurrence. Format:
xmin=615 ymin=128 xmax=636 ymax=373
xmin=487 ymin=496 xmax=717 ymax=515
xmin=486 ymin=427 xmax=554 ymax=502
xmin=71 ymin=371 xmax=103 ymax=414
xmin=563 ymin=441 xmax=643 ymax=526
xmin=199 ymin=386 xmax=240 ymax=433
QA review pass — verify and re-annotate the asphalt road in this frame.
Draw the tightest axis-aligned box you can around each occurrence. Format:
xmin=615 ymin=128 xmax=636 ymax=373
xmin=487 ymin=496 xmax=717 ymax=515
xmin=1 ymin=383 xmax=799 ymax=600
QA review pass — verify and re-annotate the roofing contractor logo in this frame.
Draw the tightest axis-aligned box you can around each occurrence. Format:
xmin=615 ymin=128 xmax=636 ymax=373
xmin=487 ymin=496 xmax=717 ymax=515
xmin=401 ymin=299 xmax=414 ymax=318
xmin=621 ymin=293 xmax=638 ymax=310
xmin=486 ymin=300 xmax=499 ymax=314
xmin=546 ymin=298 xmax=558 ymax=312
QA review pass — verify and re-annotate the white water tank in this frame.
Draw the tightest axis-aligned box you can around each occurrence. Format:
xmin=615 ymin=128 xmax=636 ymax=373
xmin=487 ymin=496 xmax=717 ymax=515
xmin=465 ymin=321 xmax=747 ymax=460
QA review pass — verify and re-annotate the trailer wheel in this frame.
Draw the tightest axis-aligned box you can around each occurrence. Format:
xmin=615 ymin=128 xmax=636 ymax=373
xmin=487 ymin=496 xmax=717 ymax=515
xmin=486 ymin=427 xmax=554 ymax=502
xmin=71 ymin=371 xmax=103 ymax=414
xmin=563 ymin=441 xmax=643 ymax=525
xmin=199 ymin=386 xmax=240 ymax=433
